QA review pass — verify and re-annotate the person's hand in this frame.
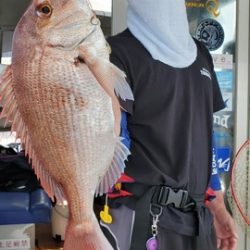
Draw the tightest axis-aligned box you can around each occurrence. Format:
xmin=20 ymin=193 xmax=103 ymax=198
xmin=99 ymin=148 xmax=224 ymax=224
xmin=213 ymin=205 xmax=238 ymax=250
xmin=207 ymin=190 xmax=238 ymax=250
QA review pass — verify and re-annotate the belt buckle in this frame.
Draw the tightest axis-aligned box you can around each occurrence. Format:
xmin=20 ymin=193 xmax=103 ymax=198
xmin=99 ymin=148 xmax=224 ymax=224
xmin=158 ymin=186 xmax=189 ymax=208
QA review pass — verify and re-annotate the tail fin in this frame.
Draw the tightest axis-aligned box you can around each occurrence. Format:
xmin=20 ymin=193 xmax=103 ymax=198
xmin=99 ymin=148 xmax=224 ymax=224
xmin=63 ymin=214 xmax=114 ymax=250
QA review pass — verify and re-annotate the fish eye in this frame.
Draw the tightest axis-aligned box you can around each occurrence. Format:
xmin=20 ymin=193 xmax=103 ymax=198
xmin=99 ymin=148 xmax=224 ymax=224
xmin=36 ymin=4 xmax=53 ymax=17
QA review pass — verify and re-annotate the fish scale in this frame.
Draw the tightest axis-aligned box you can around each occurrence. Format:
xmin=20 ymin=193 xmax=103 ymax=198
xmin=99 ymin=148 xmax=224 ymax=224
xmin=0 ymin=0 xmax=134 ymax=249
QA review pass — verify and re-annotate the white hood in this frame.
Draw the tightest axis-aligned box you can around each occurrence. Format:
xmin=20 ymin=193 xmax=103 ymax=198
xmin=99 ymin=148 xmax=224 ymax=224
xmin=127 ymin=0 xmax=197 ymax=68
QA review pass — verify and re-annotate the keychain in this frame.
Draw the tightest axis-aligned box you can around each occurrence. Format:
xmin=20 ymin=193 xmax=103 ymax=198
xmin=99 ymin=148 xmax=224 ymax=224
xmin=100 ymin=194 xmax=113 ymax=224
xmin=146 ymin=204 xmax=162 ymax=250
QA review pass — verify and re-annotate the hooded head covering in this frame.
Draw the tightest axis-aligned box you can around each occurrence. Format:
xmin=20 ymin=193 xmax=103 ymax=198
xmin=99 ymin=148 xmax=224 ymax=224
xmin=127 ymin=0 xmax=197 ymax=68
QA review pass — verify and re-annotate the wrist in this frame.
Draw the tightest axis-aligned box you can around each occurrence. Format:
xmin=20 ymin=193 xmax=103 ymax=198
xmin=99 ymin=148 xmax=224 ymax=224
xmin=206 ymin=190 xmax=226 ymax=216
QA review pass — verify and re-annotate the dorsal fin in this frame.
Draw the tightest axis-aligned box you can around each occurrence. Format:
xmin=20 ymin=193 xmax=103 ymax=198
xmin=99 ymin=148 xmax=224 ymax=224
xmin=0 ymin=65 xmax=65 ymax=204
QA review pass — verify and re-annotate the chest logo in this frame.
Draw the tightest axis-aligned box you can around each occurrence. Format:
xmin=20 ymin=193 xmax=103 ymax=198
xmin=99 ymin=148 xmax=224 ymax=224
xmin=200 ymin=67 xmax=212 ymax=80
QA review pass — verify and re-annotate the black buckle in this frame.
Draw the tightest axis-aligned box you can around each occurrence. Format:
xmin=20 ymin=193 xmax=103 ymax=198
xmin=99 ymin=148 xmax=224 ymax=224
xmin=157 ymin=186 xmax=189 ymax=208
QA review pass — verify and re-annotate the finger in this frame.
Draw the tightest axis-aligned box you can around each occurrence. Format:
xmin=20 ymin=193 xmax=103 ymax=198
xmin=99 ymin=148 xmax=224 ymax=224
xmin=228 ymin=237 xmax=238 ymax=250
xmin=220 ymin=238 xmax=230 ymax=250
xmin=217 ymin=238 xmax=221 ymax=249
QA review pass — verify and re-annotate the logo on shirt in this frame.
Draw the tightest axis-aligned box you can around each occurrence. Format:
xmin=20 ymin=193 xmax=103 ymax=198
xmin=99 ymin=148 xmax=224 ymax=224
xmin=195 ymin=18 xmax=224 ymax=51
xmin=200 ymin=67 xmax=211 ymax=79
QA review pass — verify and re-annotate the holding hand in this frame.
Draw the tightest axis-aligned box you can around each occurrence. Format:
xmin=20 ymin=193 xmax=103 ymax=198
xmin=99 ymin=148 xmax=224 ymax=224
xmin=207 ymin=191 xmax=238 ymax=250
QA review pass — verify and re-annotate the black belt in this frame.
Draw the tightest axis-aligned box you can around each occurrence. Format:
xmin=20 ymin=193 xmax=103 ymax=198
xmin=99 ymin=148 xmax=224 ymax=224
xmin=130 ymin=185 xmax=198 ymax=250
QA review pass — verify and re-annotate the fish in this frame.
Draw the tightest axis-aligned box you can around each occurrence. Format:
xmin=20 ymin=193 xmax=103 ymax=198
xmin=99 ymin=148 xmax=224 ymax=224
xmin=0 ymin=0 xmax=134 ymax=249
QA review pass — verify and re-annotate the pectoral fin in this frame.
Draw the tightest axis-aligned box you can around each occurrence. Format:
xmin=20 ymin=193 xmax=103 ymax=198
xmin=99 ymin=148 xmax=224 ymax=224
xmin=79 ymin=47 xmax=134 ymax=101
xmin=79 ymin=47 xmax=134 ymax=136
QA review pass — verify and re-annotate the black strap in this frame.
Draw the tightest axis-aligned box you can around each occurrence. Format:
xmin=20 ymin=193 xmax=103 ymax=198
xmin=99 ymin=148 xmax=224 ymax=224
xmin=130 ymin=186 xmax=155 ymax=250
xmin=129 ymin=185 xmax=199 ymax=250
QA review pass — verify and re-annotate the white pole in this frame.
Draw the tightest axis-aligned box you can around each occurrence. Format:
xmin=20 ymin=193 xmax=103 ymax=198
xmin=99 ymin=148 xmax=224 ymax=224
xmin=235 ymin=0 xmax=250 ymax=249
xmin=111 ymin=0 xmax=127 ymax=35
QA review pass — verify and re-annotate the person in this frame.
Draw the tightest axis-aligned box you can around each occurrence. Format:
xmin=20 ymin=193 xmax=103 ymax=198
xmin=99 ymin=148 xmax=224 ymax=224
xmin=95 ymin=0 xmax=238 ymax=249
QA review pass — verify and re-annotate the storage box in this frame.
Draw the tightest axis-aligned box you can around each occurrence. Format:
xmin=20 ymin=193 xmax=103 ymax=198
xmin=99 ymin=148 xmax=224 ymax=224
xmin=0 ymin=224 xmax=35 ymax=250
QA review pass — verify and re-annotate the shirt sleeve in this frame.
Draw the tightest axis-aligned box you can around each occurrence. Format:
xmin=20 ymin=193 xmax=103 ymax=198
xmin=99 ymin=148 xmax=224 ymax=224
xmin=197 ymin=39 xmax=225 ymax=113
xmin=108 ymin=39 xmax=132 ymax=148
xmin=209 ymin=133 xmax=222 ymax=191
xmin=207 ymin=51 xmax=223 ymax=189
xmin=108 ymin=39 xmax=134 ymax=114
xmin=206 ymin=47 xmax=225 ymax=113
xmin=211 ymin=69 xmax=225 ymax=113
xmin=210 ymin=165 xmax=222 ymax=190
xmin=120 ymin=111 xmax=131 ymax=149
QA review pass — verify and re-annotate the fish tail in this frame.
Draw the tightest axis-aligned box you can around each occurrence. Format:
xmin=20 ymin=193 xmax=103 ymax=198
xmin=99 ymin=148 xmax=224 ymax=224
xmin=64 ymin=214 xmax=114 ymax=250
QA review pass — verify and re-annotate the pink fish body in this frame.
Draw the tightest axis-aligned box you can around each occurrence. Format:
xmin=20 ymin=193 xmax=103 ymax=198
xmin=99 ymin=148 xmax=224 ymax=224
xmin=0 ymin=0 xmax=133 ymax=249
